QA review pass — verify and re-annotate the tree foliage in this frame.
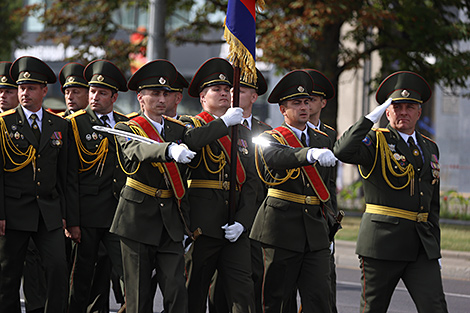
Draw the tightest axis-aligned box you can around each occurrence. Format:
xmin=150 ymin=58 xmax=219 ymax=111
xmin=0 ymin=0 xmax=26 ymax=60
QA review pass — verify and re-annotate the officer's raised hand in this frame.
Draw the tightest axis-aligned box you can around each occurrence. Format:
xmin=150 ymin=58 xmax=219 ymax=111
xmin=365 ymin=98 xmax=392 ymax=123
xmin=168 ymin=143 xmax=196 ymax=163
xmin=307 ymin=148 xmax=337 ymax=167
xmin=220 ymin=107 xmax=243 ymax=126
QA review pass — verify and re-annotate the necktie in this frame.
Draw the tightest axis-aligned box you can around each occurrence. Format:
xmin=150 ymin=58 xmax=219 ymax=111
xmin=100 ymin=115 xmax=111 ymax=128
xmin=408 ymin=137 xmax=423 ymax=170
xmin=30 ymin=113 xmax=41 ymax=142
xmin=242 ymin=119 xmax=249 ymax=129
xmin=300 ymin=132 xmax=307 ymax=147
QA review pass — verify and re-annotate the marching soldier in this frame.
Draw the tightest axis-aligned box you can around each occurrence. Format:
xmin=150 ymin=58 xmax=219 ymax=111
xmin=0 ymin=56 xmax=69 ymax=313
xmin=181 ymin=57 xmax=257 ymax=313
xmin=209 ymin=68 xmax=270 ymax=313
xmin=58 ymin=62 xmax=89 ymax=117
xmin=109 ymin=59 xmax=196 ymax=313
xmin=67 ymin=59 xmax=128 ymax=313
xmin=250 ymin=70 xmax=337 ymax=313
xmin=334 ymin=71 xmax=448 ymax=312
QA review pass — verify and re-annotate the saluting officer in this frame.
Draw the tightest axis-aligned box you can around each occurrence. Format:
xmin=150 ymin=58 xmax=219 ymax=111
xmin=58 ymin=62 xmax=89 ymax=117
xmin=181 ymin=57 xmax=257 ymax=313
xmin=67 ymin=59 xmax=129 ymax=313
xmin=250 ymin=70 xmax=337 ymax=313
xmin=334 ymin=71 xmax=448 ymax=313
xmin=110 ymin=59 xmax=196 ymax=313
xmin=0 ymin=56 xmax=69 ymax=313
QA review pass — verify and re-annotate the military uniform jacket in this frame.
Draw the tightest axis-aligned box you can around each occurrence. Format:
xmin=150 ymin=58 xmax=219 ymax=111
xmin=180 ymin=114 xmax=258 ymax=239
xmin=319 ymin=122 xmax=338 ymax=212
xmin=333 ymin=117 xmax=441 ymax=261
xmin=110 ymin=115 xmax=188 ymax=246
xmin=250 ymin=123 xmax=333 ymax=253
xmin=67 ymin=106 xmax=129 ymax=228
xmin=0 ymin=107 xmax=68 ymax=232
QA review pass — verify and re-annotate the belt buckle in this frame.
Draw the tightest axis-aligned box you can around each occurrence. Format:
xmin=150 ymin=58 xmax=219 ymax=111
xmin=222 ymin=181 xmax=230 ymax=191
xmin=305 ymin=196 xmax=312 ymax=205
xmin=155 ymin=189 xmax=162 ymax=197
xmin=416 ymin=213 xmax=426 ymax=222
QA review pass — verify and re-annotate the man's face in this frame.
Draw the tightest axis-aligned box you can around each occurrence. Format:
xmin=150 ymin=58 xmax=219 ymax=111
xmin=0 ymin=88 xmax=19 ymax=112
xmin=64 ymin=87 xmax=88 ymax=112
xmin=200 ymin=84 xmax=231 ymax=113
xmin=137 ymin=89 xmax=169 ymax=118
xmin=280 ymin=97 xmax=311 ymax=130
xmin=89 ymin=86 xmax=117 ymax=115
xmin=233 ymin=86 xmax=258 ymax=113
xmin=386 ymin=102 xmax=422 ymax=135
xmin=309 ymin=95 xmax=326 ymax=118
xmin=164 ymin=92 xmax=182 ymax=117
xmin=18 ymin=83 xmax=48 ymax=112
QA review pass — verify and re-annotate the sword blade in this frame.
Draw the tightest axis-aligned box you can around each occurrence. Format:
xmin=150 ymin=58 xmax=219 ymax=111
xmin=92 ymin=125 xmax=160 ymax=145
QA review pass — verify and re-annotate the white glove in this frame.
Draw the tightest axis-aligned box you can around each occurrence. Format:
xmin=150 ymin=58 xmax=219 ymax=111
xmin=183 ymin=235 xmax=192 ymax=254
xmin=307 ymin=148 xmax=337 ymax=167
xmin=329 ymin=242 xmax=334 ymax=255
xmin=168 ymin=143 xmax=196 ymax=164
xmin=365 ymin=98 xmax=392 ymax=123
xmin=438 ymin=258 xmax=442 ymax=270
xmin=221 ymin=221 xmax=244 ymax=242
xmin=220 ymin=107 xmax=243 ymax=127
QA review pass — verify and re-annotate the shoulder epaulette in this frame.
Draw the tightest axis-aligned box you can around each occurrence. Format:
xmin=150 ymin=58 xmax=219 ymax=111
xmin=257 ymin=119 xmax=271 ymax=128
xmin=46 ymin=110 xmax=64 ymax=118
xmin=56 ymin=111 xmax=65 ymax=117
xmin=313 ymin=128 xmax=328 ymax=137
xmin=66 ymin=109 xmax=86 ymax=120
xmin=164 ymin=116 xmax=185 ymax=127
xmin=114 ymin=111 xmax=128 ymax=118
xmin=421 ymin=134 xmax=436 ymax=144
xmin=0 ymin=109 xmax=15 ymax=117
xmin=126 ymin=112 xmax=139 ymax=118
xmin=323 ymin=124 xmax=336 ymax=132
xmin=372 ymin=128 xmax=390 ymax=132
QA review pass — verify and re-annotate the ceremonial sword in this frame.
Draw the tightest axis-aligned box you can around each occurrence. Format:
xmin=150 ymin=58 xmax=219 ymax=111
xmin=92 ymin=125 xmax=160 ymax=144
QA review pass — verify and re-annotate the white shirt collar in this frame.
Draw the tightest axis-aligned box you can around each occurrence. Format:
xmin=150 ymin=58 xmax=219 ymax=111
xmin=307 ymin=120 xmax=321 ymax=130
xmin=243 ymin=115 xmax=253 ymax=130
xmin=286 ymin=123 xmax=309 ymax=146
xmin=397 ymin=130 xmax=418 ymax=146
xmin=96 ymin=112 xmax=116 ymax=128
xmin=145 ymin=113 xmax=165 ymax=135
xmin=22 ymin=106 xmax=43 ymax=122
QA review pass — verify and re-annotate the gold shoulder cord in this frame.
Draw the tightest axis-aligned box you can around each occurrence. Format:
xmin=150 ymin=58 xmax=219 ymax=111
xmin=358 ymin=130 xmax=415 ymax=195
xmin=186 ymin=117 xmax=226 ymax=174
xmin=255 ymin=130 xmax=300 ymax=186
xmin=114 ymin=123 xmax=141 ymax=176
xmin=0 ymin=117 xmax=36 ymax=172
xmin=70 ymin=117 xmax=108 ymax=176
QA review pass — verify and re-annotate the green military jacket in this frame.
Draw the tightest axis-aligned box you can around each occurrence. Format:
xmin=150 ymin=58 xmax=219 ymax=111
xmin=66 ymin=106 xmax=129 ymax=228
xmin=334 ymin=117 xmax=441 ymax=261
xmin=0 ymin=106 xmax=68 ymax=232
xmin=250 ymin=123 xmax=333 ymax=253
xmin=180 ymin=113 xmax=258 ymax=240
xmin=110 ymin=115 xmax=190 ymax=245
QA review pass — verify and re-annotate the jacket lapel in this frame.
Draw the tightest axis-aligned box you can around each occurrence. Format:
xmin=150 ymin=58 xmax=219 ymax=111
xmin=387 ymin=124 xmax=418 ymax=171
xmin=416 ymin=131 xmax=431 ymax=174
xmin=39 ymin=109 xmax=53 ymax=151
xmin=16 ymin=106 xmax=38 ymax=147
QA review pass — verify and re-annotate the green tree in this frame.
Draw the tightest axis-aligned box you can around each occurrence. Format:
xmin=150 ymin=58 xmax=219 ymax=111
xmin=0 ymin=0 xmax=26 ymax=60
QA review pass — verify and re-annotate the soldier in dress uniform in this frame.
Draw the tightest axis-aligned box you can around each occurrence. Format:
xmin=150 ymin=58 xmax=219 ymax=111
xmin=0 ymin=56 xmax=69 ymax=313
xmin=67 ymin=59 xmax=129 ymax=313
xmin=209 ymin=68 xmax=270 ymax=313
xmin=109 ymin=59 xmax=197 ymax=313
xmin=334 ymin=71 xmax=448 ymax=313
xmin=0 ymin=61 xmax=19 ymax=113
xmin=181 ymin=57 xmax=257 ymax=313
xmin=250 ymin=70 xmax=337 ymax=313
xmin=164 ymin=70 xmax=188 ymax=119
xmin=58 ymin=62 xmax=89 ymax=117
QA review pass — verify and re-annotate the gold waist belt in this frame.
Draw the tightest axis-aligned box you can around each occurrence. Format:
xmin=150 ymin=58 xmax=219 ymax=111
xmin=187 ymin=179 xmax=236 ymax=191
xmin=365 ymin=204 xmax=428 ymax=222
xmin=267 ymin=189 xmax=320 ymax=205
xmin=126 ymin=177 xmax=173 ymax=198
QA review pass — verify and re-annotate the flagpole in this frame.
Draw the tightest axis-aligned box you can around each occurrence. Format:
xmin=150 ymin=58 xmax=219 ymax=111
xmin=228 ymin=66 xmax=241 ymax=225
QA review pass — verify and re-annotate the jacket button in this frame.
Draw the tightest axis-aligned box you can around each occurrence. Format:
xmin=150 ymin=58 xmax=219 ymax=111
xmin=225 ymin=200 xmax=228 ymax=205
xmin=37 ymin=182 xmax=40 ymax=186
xmin=113 ymin=179 xmax=117 ymax=183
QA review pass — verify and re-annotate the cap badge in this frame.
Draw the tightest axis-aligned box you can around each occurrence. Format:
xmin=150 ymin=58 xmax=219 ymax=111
xmin=159 ymin=77 xmax=166 ymax=85
xmin=0 ymin=76 xmax=7 ymax=83
xmin=67 ymin=77 xmax=76 ymax=83
xmin=298 ymin=86 xmax=305 ymax=93
xmin=401 ymin=89 xmax=410 ymax=98
xmin=219 ymin=74 xmax=226 ymax=81
xmin=97 ymin=75 xmax=105 ymax=82
xmin=23 ymin=72 xmax=31 ymax=78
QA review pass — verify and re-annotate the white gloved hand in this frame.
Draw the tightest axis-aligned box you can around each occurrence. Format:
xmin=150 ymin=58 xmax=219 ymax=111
xmin=220 ymin=107 xmax=243 ymax=127
xmin=183 ymin=235 xmax=192 ymax=254
xmin=307 ymin=148 xmax=337 ymax=167
xmin=365 ymin=98 xmax=392 ymax=123
xmin=221 ymin=221 xmax=244 ymax=242
xmin=438 ymin=258 xmax=442 ymax=270
xmin=168 ymin=143 xmax=196 ymax=164
xmin=329 ymin=242 xmax=334 ymax=255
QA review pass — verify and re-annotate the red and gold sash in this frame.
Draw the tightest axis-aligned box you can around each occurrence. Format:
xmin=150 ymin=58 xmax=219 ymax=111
xmin=195 ymin=111 xmax=246 ymax=185
xmin=130 ymin=116 xmax=185 ymax=200
xmin=273 ymin=126 xmax=330 ymax=202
